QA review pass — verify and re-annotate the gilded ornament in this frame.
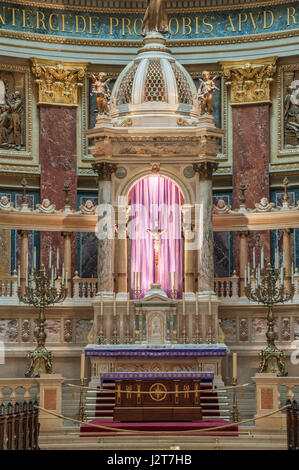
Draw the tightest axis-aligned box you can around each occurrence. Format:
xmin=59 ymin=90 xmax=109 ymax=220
xmin=31 ymin=59 xmax=87 ymax=106
xmin=221 ymin=58 xmax=277 ymax=105
xmin=197 ymin=71 xmax=219 ymax=115
xmin=90 ymin=73 xmax=111 ymax=116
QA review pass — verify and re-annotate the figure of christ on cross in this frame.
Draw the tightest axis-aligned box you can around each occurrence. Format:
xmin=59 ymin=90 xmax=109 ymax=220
xmin=146 ymin=220 xmax=167 ymax=283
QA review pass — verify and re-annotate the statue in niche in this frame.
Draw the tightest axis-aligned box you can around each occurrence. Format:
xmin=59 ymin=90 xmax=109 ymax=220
xmin=35 ymin=198 xmax=56 ymax=214
xmin=253 ymin=197 xmax=275 ymax=212
xmin=284 ymin=82 xmax=299 ymax=146
xmin=0 ymin=81 xmax=24 ymax=150
xmin=91 ymin=73 xmax=111 ymax=116
xmin=197 ymin=71 xmax=219 ymax=115
xmin=141 ymin=0 xmax=168 ymax=35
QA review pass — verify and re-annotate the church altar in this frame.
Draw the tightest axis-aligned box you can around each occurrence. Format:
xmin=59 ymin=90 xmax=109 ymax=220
xmin=86 ymin=345 xmax=227 ymax=387
xmin=113 ymin=373 xmax=202 ymax=422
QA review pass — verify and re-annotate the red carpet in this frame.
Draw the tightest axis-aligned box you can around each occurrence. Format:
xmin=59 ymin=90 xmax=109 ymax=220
xmin=80 ymin=418 xmax=238 ymax=437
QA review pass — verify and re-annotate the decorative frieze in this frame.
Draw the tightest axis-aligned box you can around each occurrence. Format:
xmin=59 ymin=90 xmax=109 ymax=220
xmin=221 ymin=58 xmax=277 ymax=105
xmin=31 ymin=59 xmax=87 ymax=106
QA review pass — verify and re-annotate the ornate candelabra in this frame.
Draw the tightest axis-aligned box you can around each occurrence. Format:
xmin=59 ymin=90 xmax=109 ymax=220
xmin=245 ymin=262 xmax=294 ymax=377
xmin=18 ymin=263 xmax=67 ymax=377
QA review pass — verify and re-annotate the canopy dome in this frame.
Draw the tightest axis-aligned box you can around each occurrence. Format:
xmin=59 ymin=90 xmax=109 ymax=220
xmin=110 ymin=32 xmax=200 ymax=128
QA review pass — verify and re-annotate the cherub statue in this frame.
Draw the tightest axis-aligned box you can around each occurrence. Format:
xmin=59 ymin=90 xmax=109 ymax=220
xmin=80 ymin=199 xmax=97 ymax=214
xmin=35 ymin=198 xmax=56 ymax=213
xmin=198 ymin=71 xmax=219 ymax=115
xmin=0 ymin=195 xmax=13 ymax=211
xmin=254 ymin=197 xmax=275 ymax=212
xmin=91 ymin=72 xmax=111 ymax=116
xmin=213 ymin=199 xmax=231 ymax=214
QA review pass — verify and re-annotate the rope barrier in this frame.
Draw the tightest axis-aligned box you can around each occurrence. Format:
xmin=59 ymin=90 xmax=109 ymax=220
xmin=66 ymin=382 xmax=252 ymax=395
xmin=35 ymin=403 xmax=291 ymax=436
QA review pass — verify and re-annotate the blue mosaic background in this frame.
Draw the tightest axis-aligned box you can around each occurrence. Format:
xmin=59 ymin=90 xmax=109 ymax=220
xmin=0 ymin=3 xmax=298 ymax=40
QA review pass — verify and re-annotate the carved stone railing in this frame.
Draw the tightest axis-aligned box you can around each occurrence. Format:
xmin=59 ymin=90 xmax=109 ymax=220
xmin=0 ymin=273 xmax=298 ymax=303
xmin=0 ymin=275 xmax=18 ymax=301
xmin=214 ymin=275 xmax=239 ymax=299
xmin=72 ymin=274 xmax=98 ymax=300
xmin=0 ymin=375 xmax=63 ymax=433
xmin=0 ymin=379 xmax=39 ymax=405
xmin=253 ymin=374 xmax=299 ymax=430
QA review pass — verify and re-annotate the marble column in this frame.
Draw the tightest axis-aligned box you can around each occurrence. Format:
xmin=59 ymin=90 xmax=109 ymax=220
xmin=93 ymin=162 xmax=117 ymax=296
xmin=62 ymin=232 xmax=72 ymax=297
xmin=282 ymin=228 xmax=293 ymax=289
xmin=19 ymin=230 xmax=29 ymax=294
xmin=195 ymin=162 xmax=218 ymax=294
xmin=117 ymin=234 xmax=128 ymax=300
xmin=39 ymin=105 xmax=78 ymax=275
xmin=239 ymin=231 xmax=249 ymax=296
xmin=222 ymin=59 xmax=276 ymax=273
xmin=232 ymin=104 xmax=271 ymax=271
xmin=183 ymin=228 xmax=195 ymax=297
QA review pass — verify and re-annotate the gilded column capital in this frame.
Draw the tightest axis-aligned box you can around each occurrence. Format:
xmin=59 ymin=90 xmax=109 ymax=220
xmin=221 ymin=57 xmax=277 ymax=105
xmin=193 ymin=161 xmax=218 ymax=180
xmin=92 ymin=162 xmax=117 ymax=181
xmin=31 ymin=59 xmax=88 ymax=106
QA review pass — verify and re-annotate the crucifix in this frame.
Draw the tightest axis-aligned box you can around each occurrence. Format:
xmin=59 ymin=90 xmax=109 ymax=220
xmin=146 ymin=220 xmax=167 ymax=283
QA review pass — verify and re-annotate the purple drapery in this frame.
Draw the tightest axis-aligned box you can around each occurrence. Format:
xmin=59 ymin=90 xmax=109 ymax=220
xmin=129 ymin=175 xmax=183 ymax=298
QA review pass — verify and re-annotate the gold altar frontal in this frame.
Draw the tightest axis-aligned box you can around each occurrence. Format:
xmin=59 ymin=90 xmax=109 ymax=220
xmin=113 ymin=379 xmax=202 ymax=422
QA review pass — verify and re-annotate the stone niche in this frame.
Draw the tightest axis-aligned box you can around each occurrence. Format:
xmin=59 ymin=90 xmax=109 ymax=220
xmin=0 ymin=68 xmax=28 ymax=153
xmin=283 ymin=68 xmax=299 ymax=149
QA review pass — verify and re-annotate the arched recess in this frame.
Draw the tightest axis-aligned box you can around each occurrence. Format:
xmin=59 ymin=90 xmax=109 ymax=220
xmin=117 ymin=167 xmax=193 ymax=205
xmin=121 ymin=173 xmax=185 ymax=299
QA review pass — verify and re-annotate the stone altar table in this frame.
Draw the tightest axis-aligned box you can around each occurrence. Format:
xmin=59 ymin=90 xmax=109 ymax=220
xmin=112 ymin=372 xmax=203 ymax=422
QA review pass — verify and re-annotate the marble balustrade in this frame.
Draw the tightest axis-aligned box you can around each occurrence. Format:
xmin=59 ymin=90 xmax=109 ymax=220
xmin=1 ymin=273 xmax=299 ymax=302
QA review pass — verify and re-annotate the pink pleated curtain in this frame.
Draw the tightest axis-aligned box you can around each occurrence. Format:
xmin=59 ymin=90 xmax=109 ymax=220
xmin=129 ymin=175 xmax=183 ymax=298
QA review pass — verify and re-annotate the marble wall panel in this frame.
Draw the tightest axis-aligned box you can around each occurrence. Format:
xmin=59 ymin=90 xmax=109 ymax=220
xmin=0 ymin=320 xmax=18 ymax=342
xmin=213 ymin=194 xmax=232 ymax=277
xmin=39 ymin=105 xmax=77 ymax=274
xmin=252 ymin=318 xmax=279 ymax=342
xmin=220 ymin=319 xmax=236 ymax=342
xmin=33 ymin=319 xmax=60 ymax=343
xmin=232 ymin=104 xmax=271 ymax=273
xmin=45 ymin=320 xmax=61 ymax=343
xmin=75 ymin=319 xmax=91 ymax=344
xmin=78 ymin=195 xmax=98 ymax=278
